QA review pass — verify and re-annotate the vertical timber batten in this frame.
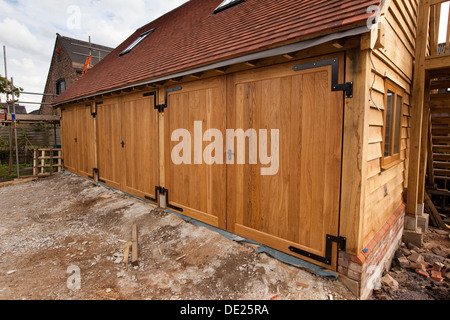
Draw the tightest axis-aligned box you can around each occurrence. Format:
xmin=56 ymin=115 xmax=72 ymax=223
xmin=406 ymin=0 xmax=430 ymax=221
xmin=339 ymin=44 xmax=371 ymax=256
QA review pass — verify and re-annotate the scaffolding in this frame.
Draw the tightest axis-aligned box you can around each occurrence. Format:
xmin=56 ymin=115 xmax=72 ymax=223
xmin=2 ymin=45 xmax=60 ymax=179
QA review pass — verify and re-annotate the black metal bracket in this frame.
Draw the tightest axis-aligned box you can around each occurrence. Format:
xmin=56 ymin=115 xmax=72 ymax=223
xmin=293 ymin=57 xmax=353 ymax=98
xmin=88 ymin=167 xmax=98 ymax=180
xmin=144 ymin=186 xmax=162 ymax=204
xmin=88 ymin=101 xmax=103 ymax=118
xmin=288 ymin=235 xmax=347 ymax=266
xmin=144 ymin=87 xmax=182 ymax=113
xmin=90 ymin=168 xmax=105 ymax=184
xmin=160 ymin=187 xmax=184 ymax=212
xmin=144 ymin=186 xmax=184 ymax=212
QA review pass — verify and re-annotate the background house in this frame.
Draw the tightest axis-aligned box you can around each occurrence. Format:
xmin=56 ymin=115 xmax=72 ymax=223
xmin=40 ymin=34 xmax=113 ymax=115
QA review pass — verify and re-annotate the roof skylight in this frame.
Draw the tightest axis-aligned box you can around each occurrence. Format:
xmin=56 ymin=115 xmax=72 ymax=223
xmin=119 ymin=29 xmax=155 ymax=56
xmin=214 ymin=0 xmax=245 ymax=14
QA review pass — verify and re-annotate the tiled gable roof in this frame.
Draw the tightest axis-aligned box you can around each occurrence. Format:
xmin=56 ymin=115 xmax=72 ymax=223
xmin=53 ymin=0 xmax=381 ymax=105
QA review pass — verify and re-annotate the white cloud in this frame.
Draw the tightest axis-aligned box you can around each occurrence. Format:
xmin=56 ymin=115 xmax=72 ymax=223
xmin=0 ymin=18 xmax=43 ymax=55
xmin=0 ymin=0 xmax=189 ymax=112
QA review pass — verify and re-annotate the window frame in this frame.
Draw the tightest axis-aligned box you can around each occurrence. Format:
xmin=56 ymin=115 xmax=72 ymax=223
xmin=381 ymin=80 xmax=404 ymax=170
xmin=119 ymin=28 xmax=155 ymax=56
xmin=56 ymin=78 xmax=66 ymax=95
xmin=214 ymin=0 xmax=245 ymax=14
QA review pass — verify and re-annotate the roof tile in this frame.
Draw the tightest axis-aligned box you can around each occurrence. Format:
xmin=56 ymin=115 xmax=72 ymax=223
xmin=53 ymin=0 xmax=381 ymax=105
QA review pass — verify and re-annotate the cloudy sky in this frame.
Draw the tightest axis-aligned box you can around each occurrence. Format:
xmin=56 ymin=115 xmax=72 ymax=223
xmin=0 ymin=0 xmax=189 ymax=113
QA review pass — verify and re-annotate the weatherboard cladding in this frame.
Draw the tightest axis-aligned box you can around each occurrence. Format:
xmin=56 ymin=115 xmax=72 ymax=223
xmin=52 ymin=0 xmax=381 ymax=105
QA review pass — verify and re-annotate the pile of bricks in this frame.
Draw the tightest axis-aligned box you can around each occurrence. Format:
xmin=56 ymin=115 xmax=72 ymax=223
xmin=396 ymin=248 xmax=450 ymax=282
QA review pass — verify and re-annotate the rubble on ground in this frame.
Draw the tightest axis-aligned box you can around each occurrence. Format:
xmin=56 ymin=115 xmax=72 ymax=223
xmin=372 ymin=227 xmax=450 ymax=300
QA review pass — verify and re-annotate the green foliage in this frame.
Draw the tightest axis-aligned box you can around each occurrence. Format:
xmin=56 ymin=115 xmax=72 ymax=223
xmin=0 ymin=74 xmax=23 ymax=98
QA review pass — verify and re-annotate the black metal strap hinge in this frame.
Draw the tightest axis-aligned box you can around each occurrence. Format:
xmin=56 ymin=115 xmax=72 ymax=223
xmin=293 ymin=57 xmax=353 ymax=98
xmin=289 ymin=234 xmax=347 ymax=266
xmin=145 ymin=186 xmax=184 ymax=212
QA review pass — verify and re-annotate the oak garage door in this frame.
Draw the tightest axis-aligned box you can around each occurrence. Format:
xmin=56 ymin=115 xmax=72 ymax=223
xmin=96 ymin=93 xmax=159 ymax=201
xmin=61 ymin=104 xmax=95 ymax=178
xmin=163 ymin=56 xmax=345 ymax=269
xmin=164 ymin=77 xmax=227 ymax=229
xmin=226 ymin=56 xmax=345 ymax=270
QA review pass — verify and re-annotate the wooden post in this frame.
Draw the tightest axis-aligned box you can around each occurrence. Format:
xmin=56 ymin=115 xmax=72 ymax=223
xmin=58 ymin=150 xmax=62 ymax=173
xmin=418 ymin=75 xmax=431 ymax=207
xmin=339 ymin=44 xmax=371 ymax=256
xmin=40 ymin=149 xmax=45 ymax=175
xmin=131 ymin=224 xmax=138 ymax=265
xmin=93 ymin=114 xmax=98 ymax=182
xmin=158 ymin=87 xmax=165 ymax=207
xmin=49 ymin=147 xmax=54 ymax=175
xmin=406 ymin=0 xmax=431 ymax=223
xmin=33 ymin=148 xmax=37 ymax=176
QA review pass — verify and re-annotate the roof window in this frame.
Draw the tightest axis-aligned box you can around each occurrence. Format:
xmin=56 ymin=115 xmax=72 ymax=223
xmin=119 ymin=29 xmax=155 ymax=56
xmin=214 ymin=0 xmax=245 ymax=14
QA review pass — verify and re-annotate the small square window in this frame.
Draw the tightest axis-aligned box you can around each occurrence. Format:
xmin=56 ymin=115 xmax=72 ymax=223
xmin=382 ymin=80 xmax=404 ymax=169
xmin=56 ymin=79 xmax=66 ymax=95
xmin=214 ymin=0 xmax=245 ymax=14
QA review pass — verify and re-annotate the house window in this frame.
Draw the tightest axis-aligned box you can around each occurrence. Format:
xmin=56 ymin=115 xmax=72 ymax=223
xmin=382 ymin=81 xmax=404 ymax=168
xmin=119 ymin=29 xmax=155 ymax=56
xmin=56 ymin=79 xmax=66 ymax=95
xmin=214 ymin=0 xmax=245 ymax=14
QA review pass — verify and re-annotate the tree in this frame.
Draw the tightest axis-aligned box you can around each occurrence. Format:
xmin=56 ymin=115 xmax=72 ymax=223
xmin=0 ymin=74 xmax=23 ymax=98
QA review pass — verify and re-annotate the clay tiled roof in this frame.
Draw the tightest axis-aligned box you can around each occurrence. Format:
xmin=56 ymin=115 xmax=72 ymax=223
xmin=52 ymin=0 xmax=381 ymax=105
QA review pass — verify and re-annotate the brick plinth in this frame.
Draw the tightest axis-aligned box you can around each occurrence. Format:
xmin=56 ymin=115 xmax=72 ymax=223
xmin=338 ymin=203 xmax=406 ymax=300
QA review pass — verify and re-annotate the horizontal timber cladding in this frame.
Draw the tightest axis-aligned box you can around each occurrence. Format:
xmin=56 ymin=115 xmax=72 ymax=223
xmin=60 ymin=54 xmax=346 ymax=270
xmin=226 ymin=54 xmax=345 ymax=270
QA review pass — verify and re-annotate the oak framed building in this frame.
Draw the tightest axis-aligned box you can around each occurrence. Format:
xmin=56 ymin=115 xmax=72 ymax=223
xmin=52 ymin=0 xmax=423 ymax=299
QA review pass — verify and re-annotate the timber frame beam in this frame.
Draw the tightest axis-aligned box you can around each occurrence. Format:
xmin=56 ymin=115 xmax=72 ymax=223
xmin=406 ymin=0 xmax=431 ymax=222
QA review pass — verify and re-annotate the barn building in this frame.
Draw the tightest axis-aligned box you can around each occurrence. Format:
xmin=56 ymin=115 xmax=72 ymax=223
xmin=51 ymin=0 xmax=447 ymax=299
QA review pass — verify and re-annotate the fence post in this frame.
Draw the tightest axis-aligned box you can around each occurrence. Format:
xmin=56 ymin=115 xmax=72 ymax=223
xmin=40 ymin=150 xmax=45 ymax=175
xmin=58 ymin=150 xmax=62 ymax=173
xmin=33 ymin=148 xmax=37 ymax=176
xmin=49 ymin=147 xmax=54 ymax=175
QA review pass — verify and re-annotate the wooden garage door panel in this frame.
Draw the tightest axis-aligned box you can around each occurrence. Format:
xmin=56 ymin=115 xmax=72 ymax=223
xmin=227 ymin=58 xmax=344 ymax=269
xmin=76 ymin=105 xmax=95 ymax=179
xmin=97 ymin=98 xmax=122 ymax=190
xmin=122 ymin=93 xmax=159 ymax=200
xmin=164 ymin=77 xmax=227 ymax=229
xmin=61 ymin=106 xmax=78 ymax=173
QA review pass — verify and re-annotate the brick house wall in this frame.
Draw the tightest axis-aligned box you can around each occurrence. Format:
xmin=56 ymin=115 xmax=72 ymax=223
xmin=40 ymin=35 xmax=112 ymax=115
xmin=40 ymin=37 xmax=82 ymax=115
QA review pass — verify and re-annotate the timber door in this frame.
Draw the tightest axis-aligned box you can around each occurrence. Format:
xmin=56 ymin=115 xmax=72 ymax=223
xmin=95 ymin=94 xmax=159 ymax=201
xmin=121 ymin=92 xmax=159 ymax=201
xmin=75 ymin=104 xmax=95 ymax=179
xmin=164 ymin=77 xmax=227 ymax=229
xmin=97 ymin=98 xmax=122 ymax=190
xmin=227 ymin=56 xmax=345 ymax=270
xmin=61 ymin=106 xmax=78 ymax=173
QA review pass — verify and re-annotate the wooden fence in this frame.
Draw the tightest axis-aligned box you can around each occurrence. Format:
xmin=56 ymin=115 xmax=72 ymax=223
xmin=33 ymin=148 xmax=63 ymax=176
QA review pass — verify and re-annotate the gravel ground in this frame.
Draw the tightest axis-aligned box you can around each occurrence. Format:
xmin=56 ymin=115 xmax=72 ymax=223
xmin=0 ymin=172 xmax=356 ymax=300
